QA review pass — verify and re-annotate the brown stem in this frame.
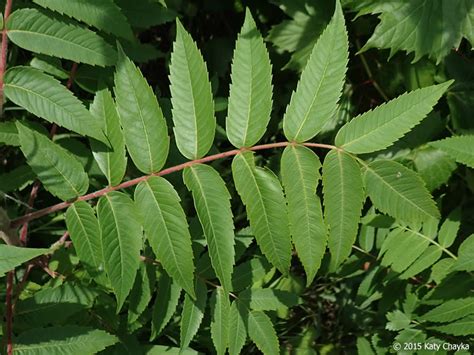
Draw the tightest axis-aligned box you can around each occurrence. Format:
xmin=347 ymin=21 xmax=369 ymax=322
xmin=11 ymin=141 xmax=336 ymax=227
xmin=0 ymin=0 xmax=13 ymax=116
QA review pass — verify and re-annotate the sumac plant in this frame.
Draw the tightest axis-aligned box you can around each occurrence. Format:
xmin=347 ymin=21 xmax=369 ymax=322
xmin=0 ymin=0 xmax=473 ymax=354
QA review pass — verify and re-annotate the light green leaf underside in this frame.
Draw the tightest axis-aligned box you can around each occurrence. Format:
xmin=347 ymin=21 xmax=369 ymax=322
xmin=421 ymin=297 xmax=474 ymax=323
xmin=364 ymin=160 xmax=439 ymax=224
xmin=360 ymin=0 xmax=474 ymax=63
xmin=430 ymin=135 xmax=474 ymax=169
xmin=322 ymin=150 xmax=364 ymax=269
xmin=134 ymin=176 xmax=195 ymax=298
xmin=4 ymin=66 xmax=106 ymax=142
xmin=65 ymin=201 xmax=104 ymax=280
xmin=226 ymin=8 xmax=273 ymax=148
xmin=90 ymin=88 xmax=127 ymax=186
xmin=430 ymin=315 xmax=474 ymax=336
xmin=151 ymin=272 xmax=182 ymax=340
xmin=248 ymin=310 xmax=279 ymax=355
xmin=180 ymin=280 xmax=207 ymax=349
xmin=283 ymin=1 xmax=348 ymax=142
xmin=7 ymin=8 xmax=117 ymax=66
xmin=210 ymin=288 xmax=230 ymax=355
xmin=0 ymin=121 xmax=19 ymax=146
xmin=453 ymin=234 xmax=474 ymax=272
xmin=183 ymin=165 xmax=235 ymax=292
xmin=381 ymin=229 xmax=431 ymax=273
xmin=170 ymin=19 xmax=215 ymax=160
xmin=336 ymin=81 xmax=452 ymax=154
xmin=281 ymin=145 xmax=326 ymax=284
xmin=228 ymin=301 xmax=247 ymax=355
xmin=97 ymin=191 xmax=142 ymax=312
xmin=16 ymin=121 xmax=89 ymax=201
xmin=33 ymin=0 xmax=134 ymax=40
xmin=232 ymin=151 xmax=292 ymax=275
xmin=0 ymin=245 xmax=50 ymax=277
xmin=13 ymin=326 xmax=118 ymax=354
xmin=114 ymin=47 xmax=169 ymax=174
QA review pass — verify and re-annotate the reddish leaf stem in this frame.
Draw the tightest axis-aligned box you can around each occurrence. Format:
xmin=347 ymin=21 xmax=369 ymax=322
xmin=0 ymin=0 xmax=13 ymax=116
xmin=11 ymin=141 xmax=336 ymax=228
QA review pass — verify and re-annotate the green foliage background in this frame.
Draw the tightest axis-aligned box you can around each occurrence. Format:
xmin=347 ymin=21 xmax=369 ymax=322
xmin=0 ymin=0 xmax=473 ymax=354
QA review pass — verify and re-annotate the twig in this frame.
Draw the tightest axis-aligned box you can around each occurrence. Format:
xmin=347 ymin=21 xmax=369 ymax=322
xmin=11 ymin=141 xmax=337 ymax=227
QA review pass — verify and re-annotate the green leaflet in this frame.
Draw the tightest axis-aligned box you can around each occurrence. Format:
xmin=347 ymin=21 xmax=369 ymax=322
xmin=357 ymin=337 xmax=376 ymax=355
xmin=169 ymin=19 xmax=216 ymax=160
xmin=0 ymin=245 xmax=50 ymax=277
xmin=183 ymin=165 xmax=235 ymax=292
xmin=210 ymin=288 xmax=230 ymax=355
xmin=281 ymin=145 xmax=326 ymax=284
xmin=228 ymin=301 xmax=247 ymax=355
xmin=430 ymin=315 xmax=474 ymax=336
xmin=438 ymin=208 xmax=461 ymax=248
xmin=114 ymin=47 xmax=169 ymax=174
xmin=90 ymin=88 xmax=127 ymax=186
xmin=232 ymin=256 xmax=272 ymax=292
xmin=4 ymin=67 xmax=106 ymax=143
xmin=97 ymin=192 xmax=142 ymax=312
xmin=114 ymin=0 xmax=177 ymax=28
xmin=128 ymin=263 xmax=155 ymax=325
xmin=15 ymin=283 xmax=97 ymax=327
xmin=414 ymin=146 xmax=457 ymax=192
xmin=226 ymin=8 xmax=273 ymax=148
xmin=33 ymin=0 xmax=134 ymax=40
xmin=429 ymin=135 xmax=474 ymax=169
xmin=16 ymin=121 xmax=89 ymax=201
xmin=240 ymin=288 xmax=300 ymax=311
xmin=0 ymin=121 xmax=19 ymax=146
xmin=400 ymin=246 xmax=442 ymax=279
xmin=134 ymin=176 xmax=195 ymax=298
xmin=13 ymin=326 xmax=118 ymax=354
xmin=381 ymin=229 xmax=430 ymax=273
xmin=453 ymin=234 xmax=474 ymax=272
xmin=421 ymin=297 xmax=474 ymax=322
xmin=7 ymin=8 xmax=117 ymax=67
xmin=283 ymin=1 xmax=348 ymax=142
xmin=322 ymin=150 xmax=364 ymax=269
xmin=335 ymin=81 xmax=452 ymax=154
xmin=232 ymin=151 xmax=292 ymax=275
xmin=363 ymin=160 xmax=440 ymax=224
xmin=65 ymin=201 xmax=104 ymax=280
xmin=0 ymin=165 xmax=35 ymax=194
xmin=360 ymin=0 xmax=474 ymax=63
xmin=151 ymin=272 xmax=182 ymax=340
xmin=180 ymin=280 xmax=207 ymax=349
xmin=248 ymin=310 xmax=279 ymax=355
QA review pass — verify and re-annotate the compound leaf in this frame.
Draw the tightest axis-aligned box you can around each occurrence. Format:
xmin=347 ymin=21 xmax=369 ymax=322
xmin=180 ymin=280 xmax=207 ymax=349
xmin=248 ymin=310 xmax=279 ymax=355
xmin=210 ymin=288 xmax=230 ymax=355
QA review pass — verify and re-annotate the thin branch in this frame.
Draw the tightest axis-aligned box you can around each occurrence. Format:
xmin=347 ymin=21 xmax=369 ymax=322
xmin=11 ymin=141 xmax=337 ymax=227
xmin=0 ymin=0 xmax=13 ymax=116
